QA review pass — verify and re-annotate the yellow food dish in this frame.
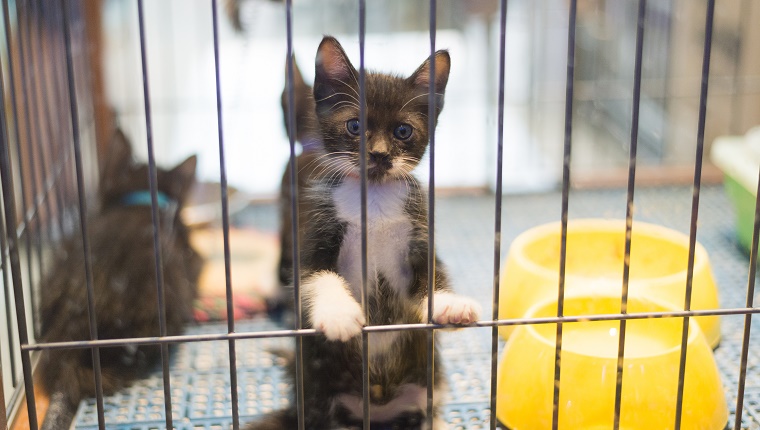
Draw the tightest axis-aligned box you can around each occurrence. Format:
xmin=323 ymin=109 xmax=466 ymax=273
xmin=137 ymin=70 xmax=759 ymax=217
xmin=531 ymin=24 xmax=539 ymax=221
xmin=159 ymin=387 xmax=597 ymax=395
xmin=496 ymin=294 xmax=728 ymax=430
xmin=499 ymin=219 xmax=721 ymax=347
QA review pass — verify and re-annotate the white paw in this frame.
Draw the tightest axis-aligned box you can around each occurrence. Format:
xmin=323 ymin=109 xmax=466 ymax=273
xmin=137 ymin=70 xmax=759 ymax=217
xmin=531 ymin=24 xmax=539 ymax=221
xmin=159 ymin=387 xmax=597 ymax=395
xmin=423 ymin=293 xmax=481 ymax=325
xmin=311 ymin=299 xmax=366 ymax=341
xmin=304 ymin=272 xmax=366 ymax=341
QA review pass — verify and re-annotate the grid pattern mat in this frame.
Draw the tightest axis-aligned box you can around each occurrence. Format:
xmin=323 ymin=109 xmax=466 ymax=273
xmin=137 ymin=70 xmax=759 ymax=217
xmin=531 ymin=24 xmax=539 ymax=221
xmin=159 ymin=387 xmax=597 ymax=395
xmin=72 ymin=185 xmax=760 ymax=429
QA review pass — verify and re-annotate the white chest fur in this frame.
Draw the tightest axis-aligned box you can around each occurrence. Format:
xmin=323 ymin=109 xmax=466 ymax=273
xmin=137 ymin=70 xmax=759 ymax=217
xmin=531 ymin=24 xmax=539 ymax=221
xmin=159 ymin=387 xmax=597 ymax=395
xmin=332 ymin=178 xmax=413 ymax=301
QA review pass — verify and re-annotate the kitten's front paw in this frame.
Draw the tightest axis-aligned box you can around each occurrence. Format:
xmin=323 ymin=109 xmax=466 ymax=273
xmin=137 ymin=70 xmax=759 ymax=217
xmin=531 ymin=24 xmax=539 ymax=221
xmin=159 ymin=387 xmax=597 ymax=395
xmin=423 ymin=293 xmax=481 ymax=325
xmin=311 ymin=299 xmax=366 ymax=341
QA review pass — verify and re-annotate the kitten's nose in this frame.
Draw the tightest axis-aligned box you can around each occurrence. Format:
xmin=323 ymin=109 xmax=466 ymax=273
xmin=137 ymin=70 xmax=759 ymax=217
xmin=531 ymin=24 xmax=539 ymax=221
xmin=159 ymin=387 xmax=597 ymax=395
xmin=369 ymin=151 xmax=390 ymax=164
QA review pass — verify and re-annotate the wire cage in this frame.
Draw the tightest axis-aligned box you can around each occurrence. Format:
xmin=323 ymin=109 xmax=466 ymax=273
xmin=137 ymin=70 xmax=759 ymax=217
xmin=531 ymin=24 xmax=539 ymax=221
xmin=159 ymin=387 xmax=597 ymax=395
xmin=1 ymin=0 xmax=760 ymax=429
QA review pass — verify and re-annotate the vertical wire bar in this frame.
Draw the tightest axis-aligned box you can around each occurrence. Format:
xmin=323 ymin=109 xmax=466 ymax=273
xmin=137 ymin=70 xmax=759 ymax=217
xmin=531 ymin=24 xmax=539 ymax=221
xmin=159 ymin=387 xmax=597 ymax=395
xmin=673 ymin=0 xmax=715 ymax=428
xmin=51 ymin=1 xmax=77 ymax=220
xmin=61 ymin=0 xmax=107 ymax=427
xmin=426 ymin=0 xmax=437 ymax=427
xmin=24 ymin=0 xmax=58 ymax=277
xmin=135 ymin=2 xmax=174 ymax=427
xmin=0 ymin=22 xmax=38 ymax=429
xmin=0 ymin=164 xmax=18 ymax=382
xmin=2 ymin=0 xmax=29 ymax=383
xmin=733 ymin=142 xmax=760 ymax=430
xmin=358 ymin=0 xmax=370 ymax=428
xmin=31 ymin=0 xmax=66 ymax=241
xmin=209 ymin=1 xmax=239 ymax=428
xmin=729 ymin=0 xmax=750 ymax=134
xmin=14 ymin=0 xmax=44 ymax=332
xmin=552 ymin=1 xmax=577 ymax=428
xmin=40 ymin=2 xmax=69 ymax=239
xmin=612 ymin=0 xmax=646 ymax=428
xmin=489 ymin=1 xmax=508 ymax=429
xmin=284 ymin=1 xmax=304 ymax=429
xmin=0 ymin=360 xmax=6 ymax=430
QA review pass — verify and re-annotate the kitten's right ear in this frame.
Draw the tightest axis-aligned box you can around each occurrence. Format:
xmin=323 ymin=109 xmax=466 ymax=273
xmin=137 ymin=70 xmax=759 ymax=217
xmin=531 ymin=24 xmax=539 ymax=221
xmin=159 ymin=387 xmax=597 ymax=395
xmin=314 ymin=36 xmax=357 ymax=100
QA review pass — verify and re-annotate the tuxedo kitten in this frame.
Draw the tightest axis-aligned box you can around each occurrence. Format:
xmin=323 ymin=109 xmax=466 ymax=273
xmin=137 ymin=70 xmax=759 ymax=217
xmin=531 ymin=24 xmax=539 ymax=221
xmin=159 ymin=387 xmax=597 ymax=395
xmin=249 ymin=36 xmax=481 ymax=430
xmin=38 ymin=130 xmax=202 ymax=430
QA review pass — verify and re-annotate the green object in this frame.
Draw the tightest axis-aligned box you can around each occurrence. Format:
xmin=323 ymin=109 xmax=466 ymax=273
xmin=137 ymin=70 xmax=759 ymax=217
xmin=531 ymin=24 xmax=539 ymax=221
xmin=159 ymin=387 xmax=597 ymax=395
xmin=723 ymin=174 xmax=757 ymax=254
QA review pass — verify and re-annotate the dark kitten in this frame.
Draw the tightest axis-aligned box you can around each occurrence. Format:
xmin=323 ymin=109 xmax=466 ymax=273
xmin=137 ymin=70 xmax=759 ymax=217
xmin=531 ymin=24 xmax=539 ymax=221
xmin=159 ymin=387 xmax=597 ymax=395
xmin=250 ymin=36 xmax=481 ymax=430
xmin=277 ymin=55 xmax=322 ymax=288
xmin=38 ymin=130 xmax=202 ymax=430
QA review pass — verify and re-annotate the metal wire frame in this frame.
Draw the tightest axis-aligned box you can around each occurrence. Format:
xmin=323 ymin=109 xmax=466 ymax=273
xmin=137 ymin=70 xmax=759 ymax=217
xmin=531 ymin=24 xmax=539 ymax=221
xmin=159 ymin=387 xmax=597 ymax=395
xmin=613 ymin=0 xmax=647 ymax=427
xmin=674 ymin=0 xmax=716 ymax=428
xmin=489 ymin=0 xmax=508 ymax=428
xmin=0 ymin=1 xmax=755 ymax=429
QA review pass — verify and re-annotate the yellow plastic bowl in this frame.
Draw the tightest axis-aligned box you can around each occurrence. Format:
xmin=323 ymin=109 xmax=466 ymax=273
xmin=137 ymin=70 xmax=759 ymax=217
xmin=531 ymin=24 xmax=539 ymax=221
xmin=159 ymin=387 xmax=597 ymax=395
xmin=499 ymin=219 xmax=721 ymax=347
xmin=496 ymin=295 xmax=728 ymax=430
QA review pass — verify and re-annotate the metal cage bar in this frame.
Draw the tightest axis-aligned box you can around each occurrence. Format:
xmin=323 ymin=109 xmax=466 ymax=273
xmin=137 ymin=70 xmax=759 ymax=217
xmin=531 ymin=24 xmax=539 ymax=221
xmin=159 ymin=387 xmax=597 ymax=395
xmin=1 ymin=0 xmax=25 ymax=388
xmin=0 ymin=22 xmax=39 ymax=430
xmin=283 ymin=1 xmax=305 ymax=429
xmin=30 ymin=0 xmax=66 ymax=246
xmin=613 ymin=0 xmax=647 ymax=427
xmin=41 ymin=0 xmax=76 ymax=240
xmin=489 ymin=0 xmax=508 ymax=429
xmin=14 ymin=0 xmax=46 ymax=341
xmin=426 ymin=0 xmax=438 ymax=427
xmin=135 ymin=1 xmax=175 ymax=427
xmin=61 ymin=0 xmax=107 ymax=428
xmin=357 ymin=1 xmax=371 ymax=429
xmin=552 ymin=0 xmax=578 ymax=428
xmin=674 ymin=0 xmax=715 ymax=428
xmin=18 ymin=305 xmax=760 ymax=352
xmin=209 ymin=0 xmax=240 ymax=428
xmin=733 ymin=120 xmax=760 ymax=430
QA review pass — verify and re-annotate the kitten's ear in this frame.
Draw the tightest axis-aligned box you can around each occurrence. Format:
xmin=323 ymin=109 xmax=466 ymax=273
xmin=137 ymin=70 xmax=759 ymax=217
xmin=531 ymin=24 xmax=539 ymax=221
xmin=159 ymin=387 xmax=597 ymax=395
xmin=170 ymin=155 xmax=198 ymax=186
xmin=409 ymin=50 xmax=451 ymax=95
xmin=314 ymin=36 xmax=357 ymax=99
xmin=101 ymin=128 xmax=133 ymax=184
xmin=286 ymin=54 xmax=307 ymax=89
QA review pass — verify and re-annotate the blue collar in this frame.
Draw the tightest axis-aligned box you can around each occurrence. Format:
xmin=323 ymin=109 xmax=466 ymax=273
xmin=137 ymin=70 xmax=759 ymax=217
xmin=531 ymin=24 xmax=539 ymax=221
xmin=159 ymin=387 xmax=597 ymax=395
xmin=119 ymin=191 xmax=173 ymax=209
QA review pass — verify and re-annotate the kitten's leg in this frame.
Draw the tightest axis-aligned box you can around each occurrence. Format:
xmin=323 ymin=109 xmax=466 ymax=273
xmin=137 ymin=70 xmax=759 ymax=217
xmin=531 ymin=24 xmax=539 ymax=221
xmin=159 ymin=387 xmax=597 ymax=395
xmin=419 ymin=291 xmax=481 ymax=325
xmin=303 ymin=271 xmax=365 ymax=341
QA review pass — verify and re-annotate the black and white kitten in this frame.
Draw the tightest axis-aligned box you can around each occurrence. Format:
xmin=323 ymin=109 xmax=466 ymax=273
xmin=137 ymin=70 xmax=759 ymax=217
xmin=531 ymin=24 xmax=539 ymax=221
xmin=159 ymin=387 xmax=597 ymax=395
xmin=249 ymin=36 xmax=481 ymax=430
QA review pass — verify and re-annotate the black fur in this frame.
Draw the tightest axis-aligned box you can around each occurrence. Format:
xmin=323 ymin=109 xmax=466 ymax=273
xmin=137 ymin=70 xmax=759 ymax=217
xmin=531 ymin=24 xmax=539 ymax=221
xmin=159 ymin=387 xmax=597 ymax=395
xmin=38 ymin=130 xmax=202 ymax=430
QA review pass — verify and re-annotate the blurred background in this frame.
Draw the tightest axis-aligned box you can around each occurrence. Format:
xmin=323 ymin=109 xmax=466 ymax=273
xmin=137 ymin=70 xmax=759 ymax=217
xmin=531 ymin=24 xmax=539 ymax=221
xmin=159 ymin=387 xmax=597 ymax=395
xmin=103 ymin=0 xmax=760 ymax=196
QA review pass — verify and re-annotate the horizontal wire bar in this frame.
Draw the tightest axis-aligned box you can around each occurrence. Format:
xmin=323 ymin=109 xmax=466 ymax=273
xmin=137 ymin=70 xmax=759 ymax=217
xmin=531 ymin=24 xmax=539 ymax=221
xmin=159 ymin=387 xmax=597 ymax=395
xmin=22 ymin=306 xmax=751 ymax=351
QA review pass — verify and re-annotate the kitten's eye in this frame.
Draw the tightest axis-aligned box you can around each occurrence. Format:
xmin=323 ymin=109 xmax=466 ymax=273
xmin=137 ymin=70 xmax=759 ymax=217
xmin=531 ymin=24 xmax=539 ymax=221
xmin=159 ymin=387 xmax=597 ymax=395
xmin=346 ymin=119 xmax=361 ymax=136
xmin=393 ymin=124 xmax=413 ymax=140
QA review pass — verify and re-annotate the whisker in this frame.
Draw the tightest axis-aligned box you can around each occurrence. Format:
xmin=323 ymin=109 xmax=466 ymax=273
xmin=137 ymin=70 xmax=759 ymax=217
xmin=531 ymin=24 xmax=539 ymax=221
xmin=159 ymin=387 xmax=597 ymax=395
xmin=399 ymin=92 xmax=444 ymax=112
xmin=316 ymin=91 xmax=360 ymax=104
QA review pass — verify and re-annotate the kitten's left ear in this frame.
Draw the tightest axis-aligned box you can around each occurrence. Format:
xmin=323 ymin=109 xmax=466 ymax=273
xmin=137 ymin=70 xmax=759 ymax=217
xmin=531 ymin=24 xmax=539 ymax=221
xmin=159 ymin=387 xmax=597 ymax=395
xmin=409 ymin=50 xmax=451 ymax=95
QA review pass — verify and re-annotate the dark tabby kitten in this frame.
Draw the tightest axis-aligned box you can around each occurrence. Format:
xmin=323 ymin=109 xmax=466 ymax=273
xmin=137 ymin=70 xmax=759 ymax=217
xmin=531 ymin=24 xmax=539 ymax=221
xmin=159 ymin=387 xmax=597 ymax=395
xmin=249 ymin=36 xmax=481 ymax=430
xmin=38 ymin=130 xmax=202 ymax=430
xmin=277 ymin=54 xmax=321 ymax=288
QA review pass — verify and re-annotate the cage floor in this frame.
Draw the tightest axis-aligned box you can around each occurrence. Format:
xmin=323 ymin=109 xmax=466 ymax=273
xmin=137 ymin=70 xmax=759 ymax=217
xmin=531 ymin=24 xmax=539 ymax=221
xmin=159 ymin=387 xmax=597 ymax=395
xmin=71 ymin=185 xmax=760 ymax=429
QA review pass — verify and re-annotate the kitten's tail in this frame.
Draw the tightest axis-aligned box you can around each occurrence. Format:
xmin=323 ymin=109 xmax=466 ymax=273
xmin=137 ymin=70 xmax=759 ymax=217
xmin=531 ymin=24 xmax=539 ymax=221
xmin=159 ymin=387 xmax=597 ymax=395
xmin=40 ymin=390 xmax=78 ymax=430
xmin=281 ymin=55 xmax=320 ymax=148
xmin=39 ymin=350 xmax=122 ymax=430
xmin=243 ymin=409 xmax=298 ymax=430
